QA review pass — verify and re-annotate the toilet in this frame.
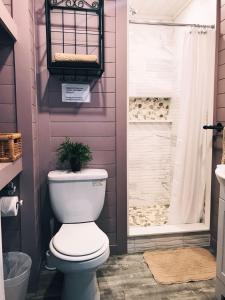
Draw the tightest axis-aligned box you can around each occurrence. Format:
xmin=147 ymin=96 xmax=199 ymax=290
xmin=47 ymin=169 xmax=110 ymax=300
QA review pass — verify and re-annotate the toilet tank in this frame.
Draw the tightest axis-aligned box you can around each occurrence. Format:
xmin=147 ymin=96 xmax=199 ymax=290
xmin=48 ymin=169 xmax=108 ymax=223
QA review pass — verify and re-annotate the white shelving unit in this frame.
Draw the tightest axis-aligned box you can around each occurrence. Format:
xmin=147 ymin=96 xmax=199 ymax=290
xmin=0 ymin=159 xmax=22 ymax=191
xmin=0 ymin=159 xmax=22 ymax=300
xmin=0 ymin=2 xmax=19 ymax=299
xmin=0 ymin=0 xmax=18 ymax=40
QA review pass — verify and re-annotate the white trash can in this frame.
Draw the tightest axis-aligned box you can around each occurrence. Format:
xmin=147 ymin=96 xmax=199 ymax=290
xmin=3 ymin=252 xmax=32 ymax=300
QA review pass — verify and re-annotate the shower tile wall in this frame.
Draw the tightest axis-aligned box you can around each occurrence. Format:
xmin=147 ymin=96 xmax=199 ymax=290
xmin=128 ymin=122 xmax=172 ymax=226
xmin=128 ymin=24 xmax=177 ymax=227
xmin=128 ymin=99 xmax=172 ymax=206
xmin=129 ymin=24 xmax=175 ymax=97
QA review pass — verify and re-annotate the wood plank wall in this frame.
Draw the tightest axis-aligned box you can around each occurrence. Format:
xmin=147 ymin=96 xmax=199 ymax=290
xmin=12 ymin=0 xmax=41 ymax=289
xmin=35 ymin=0 xmax=118 ymax=251
xmin=0 ymin=0 xmax=16 ymax=133
xmin=2 ymin=0 xmax=11 ymax=15
xmin=211 ymin=0 xmax=225 ymax=251
xmin=29 ymin=0 xmax=40 ymax=251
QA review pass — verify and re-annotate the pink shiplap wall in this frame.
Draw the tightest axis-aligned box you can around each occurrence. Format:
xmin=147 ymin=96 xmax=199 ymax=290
xmin=0 ymin=29 xmax=16 ymax=133
xmin=36 ymin=0 xmax=118 ymax=250
xmin=0 ymin=0 xmax=16 ymax=133
xmin=211 ymin=0 xmax=225 ymax=250
xmin=2 ymin=0 xmax=12 ymax=15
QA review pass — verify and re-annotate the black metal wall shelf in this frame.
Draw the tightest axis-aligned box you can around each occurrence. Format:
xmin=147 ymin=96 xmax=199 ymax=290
xmin=45 ymin=0 xmax=104 ymax=79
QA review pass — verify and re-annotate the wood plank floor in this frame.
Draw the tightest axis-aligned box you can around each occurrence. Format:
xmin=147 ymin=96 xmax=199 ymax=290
xmin=27 ymin=253 xmax=216 ymax=300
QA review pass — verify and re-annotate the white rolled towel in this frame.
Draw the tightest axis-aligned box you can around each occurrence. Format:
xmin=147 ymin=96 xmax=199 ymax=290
xmin=54 ymin=53 xmax=98 ymax=63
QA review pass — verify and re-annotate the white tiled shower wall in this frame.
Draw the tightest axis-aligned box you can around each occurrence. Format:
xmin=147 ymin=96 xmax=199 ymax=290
xmin=128 ymin=25 xmax=177 ymax=206
xmin=128 ymin=123 xmax=172 ymax=206
xmin=129 ymin=25 xmax=175 ymax=98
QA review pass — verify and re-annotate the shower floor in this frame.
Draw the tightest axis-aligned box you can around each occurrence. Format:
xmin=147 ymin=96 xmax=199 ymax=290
xmin=129 ymin=203 xmax=169 ymax=227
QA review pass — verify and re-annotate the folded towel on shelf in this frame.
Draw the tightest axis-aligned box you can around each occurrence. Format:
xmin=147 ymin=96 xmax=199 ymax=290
xmin=53 ymin=53 xmax=98 ymax=63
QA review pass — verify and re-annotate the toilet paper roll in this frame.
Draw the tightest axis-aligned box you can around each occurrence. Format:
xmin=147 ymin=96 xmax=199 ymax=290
xmin=0 ymin=196 xmax=19 ymax=217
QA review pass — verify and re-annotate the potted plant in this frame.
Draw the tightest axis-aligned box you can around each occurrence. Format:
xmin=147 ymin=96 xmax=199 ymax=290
xmin=57 ymin=138 xmax=92 ymax=172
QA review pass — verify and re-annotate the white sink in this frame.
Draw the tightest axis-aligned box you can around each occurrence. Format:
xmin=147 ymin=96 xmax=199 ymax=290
xmin=215 ymin=164 xmax=225 ymax=185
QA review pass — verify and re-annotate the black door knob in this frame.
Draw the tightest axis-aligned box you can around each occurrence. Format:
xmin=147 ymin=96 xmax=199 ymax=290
xmin=203 ymin=122 xmax=224 ymax=132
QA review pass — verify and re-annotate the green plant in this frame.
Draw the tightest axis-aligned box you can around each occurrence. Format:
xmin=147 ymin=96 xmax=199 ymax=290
xmin=57 ymin=137 xmax=92 ymax=172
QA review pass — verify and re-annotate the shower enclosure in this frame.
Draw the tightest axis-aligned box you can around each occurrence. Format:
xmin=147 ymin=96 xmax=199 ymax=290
xmin=127 ymin=0 xmax=217 ymax=236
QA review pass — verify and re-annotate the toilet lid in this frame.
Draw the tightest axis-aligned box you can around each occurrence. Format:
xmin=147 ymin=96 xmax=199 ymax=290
xmin=52 ymin=223 xmax=107 ymax=257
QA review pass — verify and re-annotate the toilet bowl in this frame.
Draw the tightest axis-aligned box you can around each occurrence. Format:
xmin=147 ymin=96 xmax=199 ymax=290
xmin=49 ymin=223 xmax=109 ymax=300
xmin=47 ymin=169 xmax=109 ymax=300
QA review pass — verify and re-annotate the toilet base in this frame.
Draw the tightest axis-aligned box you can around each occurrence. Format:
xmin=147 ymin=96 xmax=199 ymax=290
xmin=62 ymin=271 xmax=100 ymax=300
xmin=49 ymin=242 xmax=109 ymax=300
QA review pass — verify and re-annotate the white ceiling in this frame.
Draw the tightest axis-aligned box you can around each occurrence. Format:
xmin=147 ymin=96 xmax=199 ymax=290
xmin=129 ymin=0 xmax=193 ymax=21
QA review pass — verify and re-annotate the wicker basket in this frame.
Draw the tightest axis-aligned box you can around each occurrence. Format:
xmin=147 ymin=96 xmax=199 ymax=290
xmin=0 ymin=133 xmax=22 ymax=162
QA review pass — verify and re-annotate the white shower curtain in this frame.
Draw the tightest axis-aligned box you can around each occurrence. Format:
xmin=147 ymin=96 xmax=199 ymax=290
xmin=168 ymin=28 xmax=215 ymax=225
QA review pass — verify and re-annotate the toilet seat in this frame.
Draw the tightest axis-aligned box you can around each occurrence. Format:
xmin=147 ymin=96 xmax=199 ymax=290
xmin=50 ymin=222 xmax=109 ymax=262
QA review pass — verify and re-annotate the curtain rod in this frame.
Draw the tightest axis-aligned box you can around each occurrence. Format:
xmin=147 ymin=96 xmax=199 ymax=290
xmin=129 ymin=20 xmax=215 ymax=29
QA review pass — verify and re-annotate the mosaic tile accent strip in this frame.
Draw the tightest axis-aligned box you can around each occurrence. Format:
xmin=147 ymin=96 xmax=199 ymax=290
xmin=129 ymin=203 xmax=169 ymax=227
xmin=129 ymin=97 xmax=171 ymax=122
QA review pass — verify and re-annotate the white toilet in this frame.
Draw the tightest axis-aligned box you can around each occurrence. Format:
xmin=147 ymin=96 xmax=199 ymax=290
xmin=47 ymin=169 xmax=110 ymax=300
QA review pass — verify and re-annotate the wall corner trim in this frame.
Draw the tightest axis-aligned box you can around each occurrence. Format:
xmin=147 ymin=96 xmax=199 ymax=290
xmin=115 ymin=0 xmax=128 ymax=254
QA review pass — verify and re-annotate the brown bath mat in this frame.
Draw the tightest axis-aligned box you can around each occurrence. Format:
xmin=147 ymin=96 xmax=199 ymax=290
xmin=143 ymin=247 xmax=216 ymax=284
